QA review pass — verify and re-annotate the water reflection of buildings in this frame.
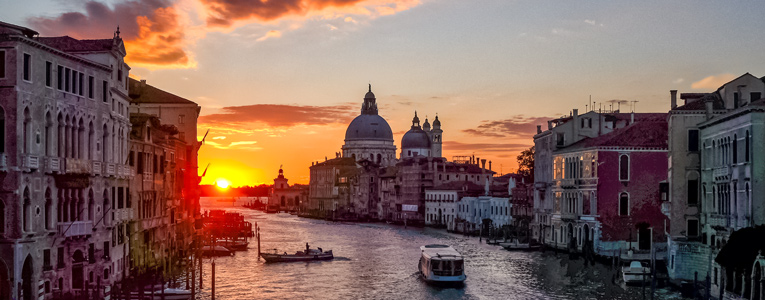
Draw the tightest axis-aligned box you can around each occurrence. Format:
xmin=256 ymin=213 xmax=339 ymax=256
xmin=0 ymin=21 xmax=201 ymax=300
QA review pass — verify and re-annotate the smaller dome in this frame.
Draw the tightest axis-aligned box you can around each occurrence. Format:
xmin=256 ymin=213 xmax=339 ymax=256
xmin=423 ymin=118 xmax=431 ymax=131
xmin=402 ymin=128 xmax=431 ymax=149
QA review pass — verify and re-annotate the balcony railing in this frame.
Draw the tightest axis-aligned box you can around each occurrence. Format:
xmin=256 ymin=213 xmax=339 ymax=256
xmin=713 ymin=166 xmax=730 ymax=178
xmin=106 ymin=163 xmax=116 ymax=176
xmin=92 ymin=161 xmax=102 ymax=176
xmin=0 ymin=153 xmax=7 ymax=171
xmin=58 ymin=221 xmax=93 ymax=237
xmin=23 ymin=155 xmax=39 ymax=170
xmin=44 ymin=157 xmax=61 ymax=174
xmin=65 ymin=158 xmax=92 ymax=174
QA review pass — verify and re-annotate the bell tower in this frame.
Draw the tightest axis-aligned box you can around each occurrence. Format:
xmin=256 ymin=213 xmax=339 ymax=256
xmin=431 ymin=115 xmax=443 ymax=157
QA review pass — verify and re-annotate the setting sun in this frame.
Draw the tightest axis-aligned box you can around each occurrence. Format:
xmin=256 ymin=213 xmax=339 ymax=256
xmin=216 ymin=179 xmax=230 ymax=189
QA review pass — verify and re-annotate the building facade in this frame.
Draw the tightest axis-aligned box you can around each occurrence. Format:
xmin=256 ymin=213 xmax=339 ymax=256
xmin=0 ymin=21 xmax=134 ymax=300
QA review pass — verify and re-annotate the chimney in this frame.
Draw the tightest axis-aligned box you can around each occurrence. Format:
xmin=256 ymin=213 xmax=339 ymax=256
xmin=537 ymin=125 xmax=542 ymax=134
xmin=572 ymin=108 xmax=579 ymax=137
xmin=573 ymin=109 xmax=578 ymax=118
xmin=489 ymin=161 xmax=492 ymax=171
xmin=670 ymin=90 xmax=677 ymax=109
xmin=481 ymin=159 xmax=486 ymax=171
xmin=705 ymin=98 xmax=714 ymax=120
xmin=630 ymin=112 xmax=634 ymax=124
xmin=547 ymin=121 xmax=553 ymax=130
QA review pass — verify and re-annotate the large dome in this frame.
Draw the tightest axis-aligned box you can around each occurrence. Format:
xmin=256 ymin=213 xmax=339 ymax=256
xmin=344 ymin=114 xmax=394 ymax=142
xmin=401 ymin=127 xmax=431 ymax=149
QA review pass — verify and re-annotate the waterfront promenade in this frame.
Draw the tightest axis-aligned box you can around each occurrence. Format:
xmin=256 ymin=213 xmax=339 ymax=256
xmin=195 ymin=197 xmax=688 ymax=300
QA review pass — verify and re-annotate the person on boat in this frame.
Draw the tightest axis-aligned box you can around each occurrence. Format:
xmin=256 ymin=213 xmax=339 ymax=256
xmin=306 ymin=243 xmax=310 ymax=252
xmin=318 ymin=247 xmax=322 ymax=253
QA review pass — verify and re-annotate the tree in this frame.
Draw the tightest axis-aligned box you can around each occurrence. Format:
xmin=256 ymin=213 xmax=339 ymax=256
xmin=517 ymin=146 xmax=534 ymax=183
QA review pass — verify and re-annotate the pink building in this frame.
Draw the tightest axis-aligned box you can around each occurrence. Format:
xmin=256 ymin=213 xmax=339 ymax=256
xmin=537 ymin=111 xmax=669 ymax=259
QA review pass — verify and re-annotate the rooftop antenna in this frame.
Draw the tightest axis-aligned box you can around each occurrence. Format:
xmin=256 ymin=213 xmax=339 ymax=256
xmin=630 ymin=100 xmax=639 ymax=112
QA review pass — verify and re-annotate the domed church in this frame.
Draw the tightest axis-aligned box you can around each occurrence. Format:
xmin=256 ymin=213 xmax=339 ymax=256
xmin=401 ymin=111 xmax=443 ymax=159
xmin=342 ymin=85 xmax=397 ymax=166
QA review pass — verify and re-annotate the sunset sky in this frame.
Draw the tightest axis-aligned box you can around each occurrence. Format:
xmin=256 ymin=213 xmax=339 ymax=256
xmin=4 ymin=0 xmax=765 ymax=186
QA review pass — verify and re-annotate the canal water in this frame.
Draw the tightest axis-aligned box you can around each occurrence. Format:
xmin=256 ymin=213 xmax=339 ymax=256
xmin=194 ymin=197 xmax=688 ymax=300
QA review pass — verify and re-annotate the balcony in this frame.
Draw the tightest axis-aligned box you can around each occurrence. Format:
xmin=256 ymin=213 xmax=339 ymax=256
xmin=106 ymin=163 xmax=116 ymax=176
xmin=713 ymin=166 xmax=730 ymax=179
xmin=65 ymin=158 xmax=91 ymax=174
xmin=23 ymin=155 xmax=39 ymax=170
xmin=44 ymin=157 xmax=61 ymax=174
xmin=92 ymin=161 xmax=102 ymax=176
xmin=57 ymin=221 xmax=93 ymax=237
xmin=0 ymin=153 xmax=6 ymax=171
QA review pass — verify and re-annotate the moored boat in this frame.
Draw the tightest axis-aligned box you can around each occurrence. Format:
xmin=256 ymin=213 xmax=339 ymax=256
xmin=201 ymin=245 xmax=233 ymax=257
xmin=622 ymin=261 xmax=651 ymax=285
xmin=418 ymin=244 xmax=466 ymax=284
xmin=499 ymin=238 xmax=540 ymax=251
xmin=260 ymin=244 xmax=334 ymax=262
xmin=131 ymin=288 xmax=192 ymax=300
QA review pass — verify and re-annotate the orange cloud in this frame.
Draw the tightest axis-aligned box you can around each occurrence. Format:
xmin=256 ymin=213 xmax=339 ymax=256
xmin=28 ymin=0 xmax=194 ymax=69
xmin=691 ymin=73 xmax=737 ymax=90
xmin=199 ymin=103 xmax=357 ymax=129
xmin=256 ymin=30 xmax=283 ymax=42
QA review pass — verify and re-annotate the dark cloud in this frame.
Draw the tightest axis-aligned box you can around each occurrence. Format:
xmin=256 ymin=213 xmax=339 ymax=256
xmin=201 ymin=0 xmax=364 ymax=27
xmin=199 ymin=104 xmax=357 ymax=128
xmin=461 ymin=115 xmax=551 ymax=138
xmin=27 ymin=0 xmax=191 ymax=67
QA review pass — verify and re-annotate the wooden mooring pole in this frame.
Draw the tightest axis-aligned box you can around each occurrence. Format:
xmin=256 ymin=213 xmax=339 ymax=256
xmin=257 ymin=225 xmax=261 ymax=259
xmin=211 ymin=261 xmax=216 ymax=300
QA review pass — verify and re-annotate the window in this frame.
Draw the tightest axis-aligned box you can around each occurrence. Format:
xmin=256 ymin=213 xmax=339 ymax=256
xmin=43 ymin=249 xmax=51 ymax=270
xmin=557 ymin=133 xmax=565 ymax=146
xmin=0 ymin=50 xmax=5 ymax=78
xmin=751 ymin=92 xmax=762 ymax=103
xmin=178 ymin=115 xmax=185 ymax=124
xmin=684 ymin=179 xmax=698 ymax=206
xmin=734 ymin=92 xmax=740 ymax=108
xmin=733 ymin=134 xmax=738 ymax=164
xmin=688 ymin=129 xmax=699 ymax=151
xmin=746 ymin=131 xmax=750 ymax=162
xmin=103 ymin=241 xmax=110 ymax=258
xmin=88 ymin=76 xmax=94 ymax=98
xmin=0 ymin=201 xmax=4 ymax=234
xmin=78 ymin=73 xmax=84 ymax=96
xmin=687 ymin=219 xmax=699 ymax=237
xmin=619 ymin=193 xmax=629 ymax=216
xmin=102 ymin=80 xmax=108 ymax=102
xmin=619 ymin=154 xmax=629 ymax=181
xmin=23 ymin=53 xmax=31 ymax=81
xmin=0 ymin=106 xmax=5 ymax=153
xmin=57 ymin=66 xmax=63 ymax=89
xmin=65 ymin=68 xmax=70 ymax=92
xmin=45 ymin=61 xmax=52 ymax=87
xmin=57 ymin=247 xmax=64 ymax=268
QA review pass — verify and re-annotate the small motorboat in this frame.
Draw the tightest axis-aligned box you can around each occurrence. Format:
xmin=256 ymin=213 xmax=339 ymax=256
xmin=201 ymin=246 xmax=233 ymax=257
xmin=131 ymin=288 xmax=192 ymax=300
xmin=622 ymin=261 xmax=651 ymax=285
xmin=418 ymin=244 xmax=466 ymax=284
xmin=260 ymin=244 xmax=333 ymax=263
xmin=217 ymin=240 xmax=249 ymax=251
xmin=499 ymin=238 xmax=540 ymax=251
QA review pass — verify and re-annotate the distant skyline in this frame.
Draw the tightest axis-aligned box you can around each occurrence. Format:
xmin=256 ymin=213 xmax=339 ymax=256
xmin=5 ymin=0 xmax=765 ymax=186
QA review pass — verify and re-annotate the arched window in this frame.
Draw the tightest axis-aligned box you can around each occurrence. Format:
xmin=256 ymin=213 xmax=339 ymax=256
xmin=102 ymin=124 xmax=109 ymax=162
xmin=23 ymin=107 xmax=31 ymax=153
xmin=88 ymin=189 xmax=94 ymax=222
xmin=23 ymin=187 xmax=31 ymax=232
xmin=619 ymin=193 xmax=629 ymax=216
xmin=619 ymin=154 xmax=629 ymax=181
xmin=45 ymin=112 xmax=52 ymax=156
xmin=0 ymin=201 xmax=5 ymax=234
xmin=746 ymin=130 xmax=750 ymax=162
xmin=88 ymin=121 xmax=94 ymax=160
xmin=733 ymin=134 xmax=737 ymax=164
xmin=102 ymin=189 xmax=110 ymax=226
xmin=45 ymin=189 xmax=52 ymax=230
xmin=0 ymin=106 xmax=5 ymax=153
xmin=57 ymin=113 xmax=64 ymax=157
xmin=376 ymin=153 xmax=381 ymax=164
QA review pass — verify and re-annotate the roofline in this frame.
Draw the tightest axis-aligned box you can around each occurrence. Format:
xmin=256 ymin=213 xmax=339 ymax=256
xmin=0 ymin=35 xmax=112 ymax=71
xmin=698 ymin=105 xmax=765 ymax=129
